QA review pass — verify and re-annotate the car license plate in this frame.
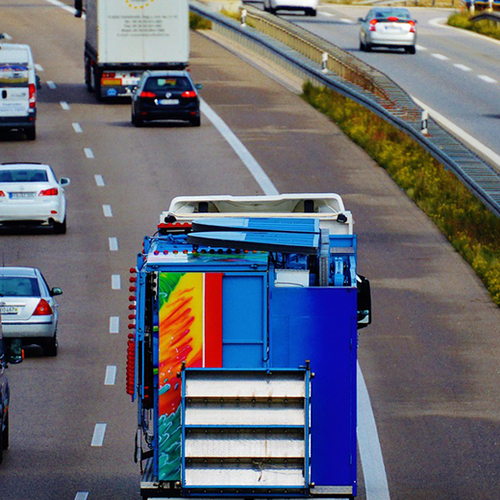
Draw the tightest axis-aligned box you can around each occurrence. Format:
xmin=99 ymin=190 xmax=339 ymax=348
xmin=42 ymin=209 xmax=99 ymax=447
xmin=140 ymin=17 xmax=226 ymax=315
xmin=9 ymin=192 xmax=35 ymax=199
xmin=158 ymin=99 xmax=179 ymax=105
xmin=0 ymin=306 xmax=18 ymax=314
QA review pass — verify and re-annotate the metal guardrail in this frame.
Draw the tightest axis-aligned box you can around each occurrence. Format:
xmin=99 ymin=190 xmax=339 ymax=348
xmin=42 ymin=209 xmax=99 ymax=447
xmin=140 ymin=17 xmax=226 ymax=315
xmin=471 ymin=10 xmax=500 ymax=21
xmin=190 ymin=1 xmax=500 ymax=219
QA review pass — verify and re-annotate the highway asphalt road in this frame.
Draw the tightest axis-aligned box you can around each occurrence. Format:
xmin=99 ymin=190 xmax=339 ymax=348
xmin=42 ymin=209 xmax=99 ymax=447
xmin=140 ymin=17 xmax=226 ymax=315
xmin=1 ymin=1 xmax=500 ymax=499
xmin=284 ymin=5 xmax=500 ymax=167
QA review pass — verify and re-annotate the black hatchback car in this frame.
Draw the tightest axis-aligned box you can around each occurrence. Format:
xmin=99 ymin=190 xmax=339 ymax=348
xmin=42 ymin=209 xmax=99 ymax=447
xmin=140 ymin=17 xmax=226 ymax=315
xmin=131 ymin=70 xmax=202 ymax=127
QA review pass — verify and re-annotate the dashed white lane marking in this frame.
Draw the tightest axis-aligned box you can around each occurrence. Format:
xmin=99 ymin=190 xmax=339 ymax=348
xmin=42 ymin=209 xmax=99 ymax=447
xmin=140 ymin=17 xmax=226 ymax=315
xmin=47 ymin=81 xmax=56 ymax=89
xmin=431 ymin=53 xmax=449 ymax=61
xmin=454 ymin=63 xmax=472 ymax=72
xmin=105 ymin=366 xmax=117 ymax=386
xmin=60 ymin=101 xmax=70 ymax=110
xmin=34 ymin=64 xmax=44 ymax=72
xmin=415 ymin=44 xmax=427 ymax=51
xmin=94 ymin=174 xmax=105 ymax=187
xmin=109 ymin=316 xmax=120 ymax=334
xmin=84 ymin=148 xmax=94 ymax=159
xmin=111 ymin=275 xmax=121 ymax=290
xmin=320 ymin=11 xmax=335 ymax=17
xmin=478 ymin=74 xmax=497 ymax=83
xmin=412 ymin=95 xmax=500 ymax=171
xmin=74 ymin=493 xmax=89 ymax=500
xmin=72 ymin=122 xmax=83 ymax=133
xmin=2 ymin=33 xmax=12 ymax=40
xmin=109 ymin=237 xmax=119 ymax=251
xmin=340 ymin=18 xmax=354 ymax=24
xmin=91 ymin=423 xmax=107 ymax=446
xmin=103 ymin=204 xmax=113 ymax=217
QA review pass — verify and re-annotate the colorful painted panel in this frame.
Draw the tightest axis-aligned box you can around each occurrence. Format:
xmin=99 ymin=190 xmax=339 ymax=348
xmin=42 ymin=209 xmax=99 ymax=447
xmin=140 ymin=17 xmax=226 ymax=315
xmin=158 ymin=272 xmax=222 ymax=481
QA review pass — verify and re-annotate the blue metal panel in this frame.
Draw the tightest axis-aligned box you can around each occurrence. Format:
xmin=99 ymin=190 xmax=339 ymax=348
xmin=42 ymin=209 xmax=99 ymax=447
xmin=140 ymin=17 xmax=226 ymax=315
xmin=192 ymin=217 xmax=319 ymax=234
xmin=269 ymin=287 xmax=357 ymax=492
xmin=222 ymin=274 xmax=267 ymax=368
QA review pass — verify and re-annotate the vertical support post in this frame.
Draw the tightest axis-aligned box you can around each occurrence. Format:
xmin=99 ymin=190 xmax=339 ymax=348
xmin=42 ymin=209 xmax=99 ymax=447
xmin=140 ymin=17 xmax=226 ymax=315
xmin=421 ymin=109 xmax=429 ymax=135
xmin=321 ymin=52 xmax=328 ymax=73
xmin=241 ymin=8 xmax=247 ymax=27
xmin=470 ymin=0 xmax=475 ymax=15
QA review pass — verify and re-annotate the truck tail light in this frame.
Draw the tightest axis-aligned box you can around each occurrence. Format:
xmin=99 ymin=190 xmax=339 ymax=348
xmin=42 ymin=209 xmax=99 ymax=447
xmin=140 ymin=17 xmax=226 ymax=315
xmin=33 ymin=298 xmax=53 ymax=316
xmin=369 ymin=19 xmax=377 ymax=31
xmin=181 ymin=90 xmax=197 ymax=98
xmin=29 ymin=83 xmax=36 ymax=108
xmin=140 ymin=91 xmax=156 ymax=98
xmin=103 ymin=72 xmax=116 ymax=78
xmin=126 ymin=338 xmax=136 ymax=398
xmin=39 ymin=187 xmax=59 ymax=196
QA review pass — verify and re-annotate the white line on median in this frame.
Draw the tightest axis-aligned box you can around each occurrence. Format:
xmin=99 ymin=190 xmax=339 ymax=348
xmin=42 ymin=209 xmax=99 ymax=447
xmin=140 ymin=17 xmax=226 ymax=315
xmin=110 ymin=316 xmax=120 ymax=334
xmin=2 ymin=33 xmax=12 ymax=40
xmin=109 ymin=237 xmax=119 ymax=251
xmin=412 ymin=95 xmax=500 ymax=171
xmin=34 ymin=64 xmax=44 ymax=72
xmin=431 ymin=53 xmax=449 ymax=61
xmin=453 ymin=63 xmax=472 ymax=72
xmin=91 ymin=423 xmax=107 ymax=446
xmin=94 ymin=174 xmax=105 ymax=187
xmin=111 ymin=275 xmax=121 ymax=290
xmin=103 ymin=204 xmax=113 ymax=217
xmin=74 ymin=493 xmax=89 ymax=500
xmin=340 ymin=18 xmax=354 ymax=24
xmin=47 ymin=81 xmax=57 ymax=90
xmin=478 ymin=75 xmax=497 ymax=84
xmin=105 ymin=365 xmax=117 ymax=385
xmin=60 ymin=101 xmax=70 ymax=110
xmin=84 ymin=148 xmax=94 ymax=159
xmin=415 ymin=44 xmax=427 ymax=51
xmin=72 ymin=123 xmax=83 ymax=133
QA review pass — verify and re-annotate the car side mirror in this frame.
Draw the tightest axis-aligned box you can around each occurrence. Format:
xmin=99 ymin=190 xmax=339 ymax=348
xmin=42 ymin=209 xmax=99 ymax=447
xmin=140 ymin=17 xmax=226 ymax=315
xmin=358 ymin=17 xmax=365 ymax=23
xmin=36 ymin=74 xmax=42 ymax=90
xmin=195 ymin=84 xmax=203 ymax=90
xmin=50 ymin=287 xmax=63 ymax=296
xmin=357 ymin=275 xmax=371 ymax=330
xmin=7 ymin=339 xmax=23 ymax=364
xmin=59 ymin=177 xmax=71 ymax=186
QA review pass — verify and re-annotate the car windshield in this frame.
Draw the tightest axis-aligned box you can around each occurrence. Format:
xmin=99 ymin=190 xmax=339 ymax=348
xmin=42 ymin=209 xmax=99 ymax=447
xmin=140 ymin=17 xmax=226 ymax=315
xmin=144 ymin=77 xmax=191 ymax=92
xmin=0 ymin=277 xmax=40 ymax=297
xmin=374 ymin=9 xmax=411 ymax=20
xmin=0 ymin=63 xmax=29 ymax=87
xmin=0 ymin=169 xmax=48 ymax=182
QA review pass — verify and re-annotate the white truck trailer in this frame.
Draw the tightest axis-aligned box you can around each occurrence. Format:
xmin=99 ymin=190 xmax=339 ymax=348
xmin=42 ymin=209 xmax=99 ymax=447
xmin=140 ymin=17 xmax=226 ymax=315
xmin=75 ymin=0 xmax=189 ymax=100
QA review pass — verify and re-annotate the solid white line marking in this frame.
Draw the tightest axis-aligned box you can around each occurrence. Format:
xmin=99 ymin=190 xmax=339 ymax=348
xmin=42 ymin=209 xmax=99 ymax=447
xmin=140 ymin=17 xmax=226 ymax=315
xmin=111 ymin=275 xmax=121 ymax=290
xmin=478 ymin=75 xmax=497 ymax=84
xmin=60 ymin=101 xmax=70 ymax=110
xmin=202 ymin=98 xmax=388 ymax=500
xmin=412 ymin=95 xmax=500 ymax=171
xmin=431 ymin=53 xmax=449 ymax=61
xmin=454 ymin=63 xmax=472 ymax=72
xmin=105 ymin=365 xmax=117 ymax=386
xmin=415 ymin=44 xmax=427 ymax=51
xmin=84 ymin=148 xmax=94 ymax=159
xmin=74 ymin=493 xmax=89 ymax=500
xmin=94 ymin=174 xmax=105 ymax=187
xmin=430 ymin=16 xmax=500 ymax=47
xmin=200 ymin=99 xmax=279 ymax=195
xmin=109 ymin=237 xmax=119 ymax=251
xmin=47 ymin=81 xmax=57 ymax=89
xmin=358 ymin=362 xmax=391 ymax=500
xmin=72 ymin=123 xmax=83 ymax=133
xmin=340 ymin=18 xmax=354 ymax=24
xmin=91 ymin=423 xmax=107 ymax=446
xmin=109 ymin=316 xmax=120 ymax=334
xmin=35 ymin=64 xmax=44 ymax=72
xmin=103 ymin=204 xmax=113 ymax=217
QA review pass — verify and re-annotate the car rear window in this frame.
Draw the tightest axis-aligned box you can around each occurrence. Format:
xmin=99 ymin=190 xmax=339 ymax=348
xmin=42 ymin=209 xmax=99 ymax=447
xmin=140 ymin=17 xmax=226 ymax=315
xmin=0 ymin=169 xmax=48 ymax=182
xmin=144 ymin=77 xmax=191 ymax=92
xmin=0 ymin=277 xmax=40 ymax=297
xmin=374 ymin=9 xmax=411 ymax=20
xmin=0 ymin=64 xmax=29 ymax=87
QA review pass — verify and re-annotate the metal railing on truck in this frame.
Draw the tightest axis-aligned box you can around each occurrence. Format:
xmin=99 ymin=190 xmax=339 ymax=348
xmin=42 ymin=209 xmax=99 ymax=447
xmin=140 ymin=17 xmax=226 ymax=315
xmin=189 ymin=1 xmax=500 ymax=220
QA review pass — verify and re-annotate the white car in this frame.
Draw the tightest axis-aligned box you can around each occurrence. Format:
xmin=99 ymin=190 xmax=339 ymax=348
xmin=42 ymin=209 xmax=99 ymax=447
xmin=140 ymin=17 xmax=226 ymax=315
xmin=0 ymin=162 xmax=70 ymax=233
xmin=263 ymin=0 xmax=317 ymax=17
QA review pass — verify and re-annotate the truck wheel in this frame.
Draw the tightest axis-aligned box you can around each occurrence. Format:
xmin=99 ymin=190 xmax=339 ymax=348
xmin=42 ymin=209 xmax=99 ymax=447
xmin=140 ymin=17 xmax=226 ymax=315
xmin=85 ymin=58 xmax=93 ymax=92
xmin=25 ymin=126 xmax=36 ymax=141
xmin=2 ymin=413 xmax=8 ymax=450
xmin=93 ymin=67 xmax=103 ymax=102
xmin=0 ymin=420 xmax=3 ymax=464
xmin=44 ymin=333 xmax=58 ymax=357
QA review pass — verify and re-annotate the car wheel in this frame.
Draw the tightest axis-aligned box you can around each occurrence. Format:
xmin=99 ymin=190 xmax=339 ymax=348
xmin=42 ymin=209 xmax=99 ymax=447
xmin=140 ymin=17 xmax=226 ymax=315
xmin=365 ymin=43 xmax=372 ymax=52
xmin=406 ymin=46 xmax=416 ymax=55
xmin=25 ymin=126 xmax=36 ymax=141
xmin=44 ymin=333 xmax=58 ymax=357
xmin=359 ymin=40 xmax=366 ymax=52
xmin=132 ymin=112 xmax=143 ymax=127
xmin=53 ymin=217 xmax=67 ymax=234
xmin=2 ymin=412 xmax=8 ymax=450
xmin=190 ymin=116 xmax=201 ymax=127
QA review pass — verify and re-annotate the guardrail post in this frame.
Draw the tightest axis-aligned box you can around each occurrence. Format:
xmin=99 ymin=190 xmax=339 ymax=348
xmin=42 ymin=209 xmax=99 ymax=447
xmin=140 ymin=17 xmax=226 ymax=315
xmin=421 ymin=109 xmax=429 ymax=136
xmin=241 ymin=9 xmax=247 ymax=27
xmin=470 ymin=0 xmax=475 ymax=15
xmin=488 ymin=0 xmax=493 ymax=11
xmin=321 ymin=52 xmax=328 ymax=73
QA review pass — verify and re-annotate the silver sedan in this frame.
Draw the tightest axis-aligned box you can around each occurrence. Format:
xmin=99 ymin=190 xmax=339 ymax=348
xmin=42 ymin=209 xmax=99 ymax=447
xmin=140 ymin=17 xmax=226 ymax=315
xmin=0 ymin=267 xmax=62 ymax=356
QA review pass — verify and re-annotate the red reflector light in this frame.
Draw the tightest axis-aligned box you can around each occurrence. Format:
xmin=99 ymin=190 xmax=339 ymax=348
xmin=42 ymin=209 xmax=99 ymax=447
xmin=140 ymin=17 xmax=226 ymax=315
xmin=33 ymin=298 xmax=53 ymax=316
xmin=39 ymin=187 xmax=58 ymax=196
xmin=140 ymin=91 xmax=156 ymax=98
xmin=103 ymin=72 xmax=116 ymax=78
xmin=387 ymin=16 xmax=398 ymax=21
xmin=181 ymin=90 xmax=197 ymax=98
xmin=29 ymin=83 xmax=36 ymax=109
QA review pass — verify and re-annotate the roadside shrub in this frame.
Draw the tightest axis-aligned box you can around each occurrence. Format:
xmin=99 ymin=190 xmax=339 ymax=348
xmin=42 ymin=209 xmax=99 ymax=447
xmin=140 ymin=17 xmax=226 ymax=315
xmin=190 ymin=12 xmax=212 ymax=30
xmin=448 ymin=11 xmax=500 ymax=40
xmin=302 ymin=82 xmax=500 ymax=306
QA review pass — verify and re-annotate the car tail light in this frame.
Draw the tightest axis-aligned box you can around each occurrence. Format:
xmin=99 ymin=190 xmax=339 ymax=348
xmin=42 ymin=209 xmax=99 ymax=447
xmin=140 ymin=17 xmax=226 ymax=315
xmin=29 ymin=83 xmax=36 ymax=109
xmin=181 ymin=90 xmax=197 ymax=98
xmin=140 ymin=91 xmax=156 ymax=98
xmin=0 ymin=190 xmax=5 ymax=197
xmin=33 ymin=298 xmax=53 ymax=316
xmin=408 ymin=20 xmax=416 ymax=32
xmin=387 ymin=16 xmax=398 ymax=21
xmin=103 ymin=72 xmax=116 ymax=78
xmin=369 ymin=19 xmax=377 ymax=31
xmin=39 ymin=187 xmax=59 ymax=196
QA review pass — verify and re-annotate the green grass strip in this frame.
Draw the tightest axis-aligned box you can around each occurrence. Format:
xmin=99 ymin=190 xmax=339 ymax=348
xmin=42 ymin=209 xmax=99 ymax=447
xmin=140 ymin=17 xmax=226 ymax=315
xmin=448 ymin=11 xmax=500 ymax=40
xmin=302 ymin=82 xmax=500 ymax=307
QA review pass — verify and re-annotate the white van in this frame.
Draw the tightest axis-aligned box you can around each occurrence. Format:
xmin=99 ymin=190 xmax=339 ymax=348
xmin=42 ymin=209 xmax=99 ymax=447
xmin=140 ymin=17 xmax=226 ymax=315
xmin=0 ymin=43 xmax=38 ymax=140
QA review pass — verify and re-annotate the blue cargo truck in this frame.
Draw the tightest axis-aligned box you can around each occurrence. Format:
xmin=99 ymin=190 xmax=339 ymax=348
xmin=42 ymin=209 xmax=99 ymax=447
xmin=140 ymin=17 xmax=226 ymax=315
xmin=127 ymin=194 xmax=371 ymax=500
